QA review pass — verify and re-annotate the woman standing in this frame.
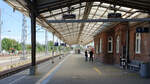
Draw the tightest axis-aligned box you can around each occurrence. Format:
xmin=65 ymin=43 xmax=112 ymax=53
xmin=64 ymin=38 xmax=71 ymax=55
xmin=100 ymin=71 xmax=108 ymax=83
xmin=85 ymin=50 xmax=88 ymax=61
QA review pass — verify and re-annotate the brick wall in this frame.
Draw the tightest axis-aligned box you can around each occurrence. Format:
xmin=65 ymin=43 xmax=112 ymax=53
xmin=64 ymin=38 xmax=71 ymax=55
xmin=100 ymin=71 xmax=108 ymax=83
xmin=94 ymin=22 xmax=150 ymax=64
xmin=129 ymin=23 xmax=150 ymax=62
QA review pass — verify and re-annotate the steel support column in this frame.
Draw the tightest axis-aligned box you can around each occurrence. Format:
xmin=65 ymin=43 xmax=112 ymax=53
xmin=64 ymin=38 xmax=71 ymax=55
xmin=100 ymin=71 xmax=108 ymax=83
xmin=30 ymin=1 xmax=37 ymax=75
xmin=45 ymin=30 xmax=48 ymax=56
xmin=52 ymin=33 xmax=54 ymax=63
xmin=59 ymin=38 xmax=61 ymax=59
xmin=126 ymin=22 xmax=130 ymax=69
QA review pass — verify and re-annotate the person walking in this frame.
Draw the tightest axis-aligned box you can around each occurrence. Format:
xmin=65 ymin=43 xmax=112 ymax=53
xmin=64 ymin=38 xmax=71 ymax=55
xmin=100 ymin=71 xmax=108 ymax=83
xmin=89 ymin=50 xmax=94 ymax=62
xmin=85 ymin=50 xmax=88 ymax=61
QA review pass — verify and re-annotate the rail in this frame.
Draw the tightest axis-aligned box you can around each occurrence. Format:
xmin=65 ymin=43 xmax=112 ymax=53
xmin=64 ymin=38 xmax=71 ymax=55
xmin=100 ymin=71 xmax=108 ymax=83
xmin=0 ymin=54 xmax=63 ymax=79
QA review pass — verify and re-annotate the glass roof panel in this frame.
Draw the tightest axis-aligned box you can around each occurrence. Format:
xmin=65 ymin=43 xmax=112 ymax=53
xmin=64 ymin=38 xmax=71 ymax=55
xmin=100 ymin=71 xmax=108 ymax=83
xmin=93 ymin=2 xmax=101 ymax=5
xmin=101 ymin=3 xmax=110 ymax=7
xmin=120 ymin=7 xmax=132 ymax=11
xmin=129 ymin=12 xmax=141 ymax=18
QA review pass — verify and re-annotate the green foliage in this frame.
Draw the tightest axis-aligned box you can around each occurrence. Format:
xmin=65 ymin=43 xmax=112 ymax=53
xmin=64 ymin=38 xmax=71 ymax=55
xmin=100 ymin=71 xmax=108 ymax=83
xmin=26 ymin=44 xmax=31 ymax=51
xmin=1 ymin=38 xmax=65 ymax=53
xmin=2 ymin=38 xmax=22 ymax=51
xmin=48 ymin=41 xmax=54 ymax=46
xmin=36 ymin=43 xmax=45 ymax=52
xmin=48 ymin=41 xmax=54 ymax=51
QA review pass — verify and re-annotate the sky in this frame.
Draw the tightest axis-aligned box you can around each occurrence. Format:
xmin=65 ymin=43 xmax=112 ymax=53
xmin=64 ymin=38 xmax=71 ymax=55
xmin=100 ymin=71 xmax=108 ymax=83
xmin=0 ymin=0 xmax=94 ymax=46
xmin=0 ymin=0 xmax=60 ymax=45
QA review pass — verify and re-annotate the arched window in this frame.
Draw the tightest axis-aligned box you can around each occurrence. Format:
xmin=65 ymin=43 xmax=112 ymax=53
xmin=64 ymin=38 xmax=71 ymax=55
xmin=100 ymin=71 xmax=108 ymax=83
xmin=116 ymin=36 xmax=120 ymax=53
xmin=108 ymin=37 xmax=113 ymax=53
xmin=135 ymin=33 xmax=141 ymax=54
xmin=99 ymin=38 xmax=102 ymax=53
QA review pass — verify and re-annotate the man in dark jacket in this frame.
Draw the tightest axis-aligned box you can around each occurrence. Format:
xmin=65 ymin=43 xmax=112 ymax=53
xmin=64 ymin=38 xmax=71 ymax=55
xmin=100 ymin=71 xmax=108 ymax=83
xmin=89 ymin=50 xmax=94 ymax=62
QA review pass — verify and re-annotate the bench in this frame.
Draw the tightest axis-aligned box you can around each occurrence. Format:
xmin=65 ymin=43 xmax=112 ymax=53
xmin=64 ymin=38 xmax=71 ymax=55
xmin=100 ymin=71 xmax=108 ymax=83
xmin=128 ymin=60 xmax=141 ymax=71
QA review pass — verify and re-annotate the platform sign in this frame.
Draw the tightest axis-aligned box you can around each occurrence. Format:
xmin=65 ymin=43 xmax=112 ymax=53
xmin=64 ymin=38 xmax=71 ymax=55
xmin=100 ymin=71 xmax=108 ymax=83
xmin=136 ymin=27 xmax=149 ymax=33
xmin=62 ymin=14 xmax=76 ymax=19
xmin=54 ymin=42 xmax=59 ymax=46
xmin=60 ymin=43 xmax=66 ymax=46
xmin=108 ymin=13 xmax=122 ymax=18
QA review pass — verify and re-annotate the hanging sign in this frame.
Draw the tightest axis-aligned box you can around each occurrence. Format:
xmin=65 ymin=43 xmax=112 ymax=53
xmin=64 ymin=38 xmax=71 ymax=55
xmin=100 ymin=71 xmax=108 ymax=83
xmin=54 ymin=42 xmax=59 ymax=46
xmin=62 ymin=14 xmax=76 ymax=19
xmin=136 ymin=27 xmax=149 ymax=33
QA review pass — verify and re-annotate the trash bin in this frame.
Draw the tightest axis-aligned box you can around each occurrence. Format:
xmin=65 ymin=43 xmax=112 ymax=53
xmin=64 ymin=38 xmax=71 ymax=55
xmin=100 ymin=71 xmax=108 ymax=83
xmin=140 ymin=62 xmax=150 ymax=78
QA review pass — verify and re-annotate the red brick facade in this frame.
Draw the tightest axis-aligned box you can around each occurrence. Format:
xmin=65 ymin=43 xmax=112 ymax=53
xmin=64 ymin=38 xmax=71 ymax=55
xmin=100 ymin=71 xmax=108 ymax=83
xmin=94 ymin=22 xmax=150 ymax=64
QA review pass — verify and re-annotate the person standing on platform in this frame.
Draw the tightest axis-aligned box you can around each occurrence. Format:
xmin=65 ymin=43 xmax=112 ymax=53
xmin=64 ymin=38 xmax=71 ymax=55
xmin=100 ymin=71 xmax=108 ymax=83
xmin=89 ymin=50 xmax=94 ymax=62
xmin=85 ymin=50 xmax=88 ymax=61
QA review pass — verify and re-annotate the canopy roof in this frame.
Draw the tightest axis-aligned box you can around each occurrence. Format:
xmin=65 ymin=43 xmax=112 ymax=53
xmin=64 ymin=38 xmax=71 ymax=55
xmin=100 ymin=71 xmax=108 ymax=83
xmin=4 ymin=0 xmax=150 ymax=45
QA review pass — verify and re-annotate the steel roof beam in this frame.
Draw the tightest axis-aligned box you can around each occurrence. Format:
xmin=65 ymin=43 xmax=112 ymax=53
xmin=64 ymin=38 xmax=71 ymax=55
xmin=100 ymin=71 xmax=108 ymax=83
xmin=37 ymin=0 xmax=150 ymax=14
xmin=42 ymin=4 xmax=132 ymax=17
xmin=47 ymin=18 xmax=150 ymax=23
xmin=77 ymin=2 xmax=93 ymax=43
xmin=37 ymin=0 xmax=77 ymax=9
xmin=43 ymin=5 xmax=85 ymax=18
xmin=62 ymin=31 xmax=79 ymax=36
xmin=95 ymin=0 xmax=150 ymax=11
xmin=38 ymin=0 xmax=83 ymax=13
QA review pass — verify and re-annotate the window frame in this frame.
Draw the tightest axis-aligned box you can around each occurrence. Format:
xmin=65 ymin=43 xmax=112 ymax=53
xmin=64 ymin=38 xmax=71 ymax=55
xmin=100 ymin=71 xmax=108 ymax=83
xmin=99 ymin=38 xmax=102 ymax=53
xmin=135 ymin=33 xmax=141 ymax=54
xmin=108 ymin=36 xmax=113 ymax=53
xmin=116 ymin=36 xmax=120 ymax=54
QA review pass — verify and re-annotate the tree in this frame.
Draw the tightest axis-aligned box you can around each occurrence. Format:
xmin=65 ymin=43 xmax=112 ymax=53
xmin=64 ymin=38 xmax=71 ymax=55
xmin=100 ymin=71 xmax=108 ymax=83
xmin=2 ymin=38 xmax=22 ymax=51
xmin=36 ymin=42 xmax=45 ymax=52
xmin=26 ymin=44 xmax=31 ymax=51
xmin=48 ymin=41 xmax=54 ymax=51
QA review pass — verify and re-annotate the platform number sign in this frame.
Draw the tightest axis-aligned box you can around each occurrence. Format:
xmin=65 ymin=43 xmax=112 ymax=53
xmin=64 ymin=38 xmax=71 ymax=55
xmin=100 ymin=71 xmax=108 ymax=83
xmin=54 ymin=42 xmax=59 ymax=46
xmin=136 ymin=27 xmax=149 ymax=33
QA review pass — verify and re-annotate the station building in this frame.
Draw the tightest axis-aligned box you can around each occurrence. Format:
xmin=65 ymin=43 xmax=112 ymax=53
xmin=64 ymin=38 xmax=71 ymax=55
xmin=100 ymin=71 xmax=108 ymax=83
xmin=94 ymin=14 xmax=150 ymax=65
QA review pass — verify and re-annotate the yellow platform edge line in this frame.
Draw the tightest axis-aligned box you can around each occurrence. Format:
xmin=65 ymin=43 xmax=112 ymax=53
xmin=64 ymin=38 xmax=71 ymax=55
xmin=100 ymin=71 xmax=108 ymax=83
xmin=93 ymin=67 xmax=102 ymax=76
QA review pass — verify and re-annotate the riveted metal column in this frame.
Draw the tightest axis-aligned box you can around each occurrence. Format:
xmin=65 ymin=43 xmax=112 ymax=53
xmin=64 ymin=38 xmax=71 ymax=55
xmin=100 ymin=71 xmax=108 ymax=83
xmin=59 ymin=38 xmax=61 ymax=59
xmin=45 ymin=30 xmax=48 ymax=56
xmin=126 ymin=22 xmax=130 ymax=69
xmin=52 ymin=33 xmax=54 ymax=63
xmin=30 ymin=1 xmax=37 ymax=75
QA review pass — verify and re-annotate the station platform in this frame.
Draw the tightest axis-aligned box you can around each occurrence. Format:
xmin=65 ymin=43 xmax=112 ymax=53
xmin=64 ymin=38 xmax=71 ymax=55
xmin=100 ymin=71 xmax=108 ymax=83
xmin=0 ymin=53 xmax=150 ymax=84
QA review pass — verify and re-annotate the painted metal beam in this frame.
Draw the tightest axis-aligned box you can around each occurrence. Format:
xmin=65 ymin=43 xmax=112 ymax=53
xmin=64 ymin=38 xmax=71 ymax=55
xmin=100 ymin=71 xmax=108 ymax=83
xmin=77 ymin=2 xmax=93 ymax=44
xmin=47 ymin=18 xmax=150 ymax=23
xmin=43 ymin=4 xmax=133 ymax=18
xmin=29 ymin=0 xmax=37 ymax=75
xmin=37 ymin=0 xmax=150 ymax=14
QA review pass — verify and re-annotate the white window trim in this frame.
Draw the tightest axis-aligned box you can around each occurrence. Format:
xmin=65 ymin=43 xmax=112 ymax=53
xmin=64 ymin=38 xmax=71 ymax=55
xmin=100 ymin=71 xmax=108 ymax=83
xmin=116 ymin=36 xmax=120 ymax=53
xmin=135 ymin=33 xmax=141 ymax=54
xmin=108 ymin=37 xmax=113 ymax=53
xmin=99 ymin=38 xmax=102 ymax=53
